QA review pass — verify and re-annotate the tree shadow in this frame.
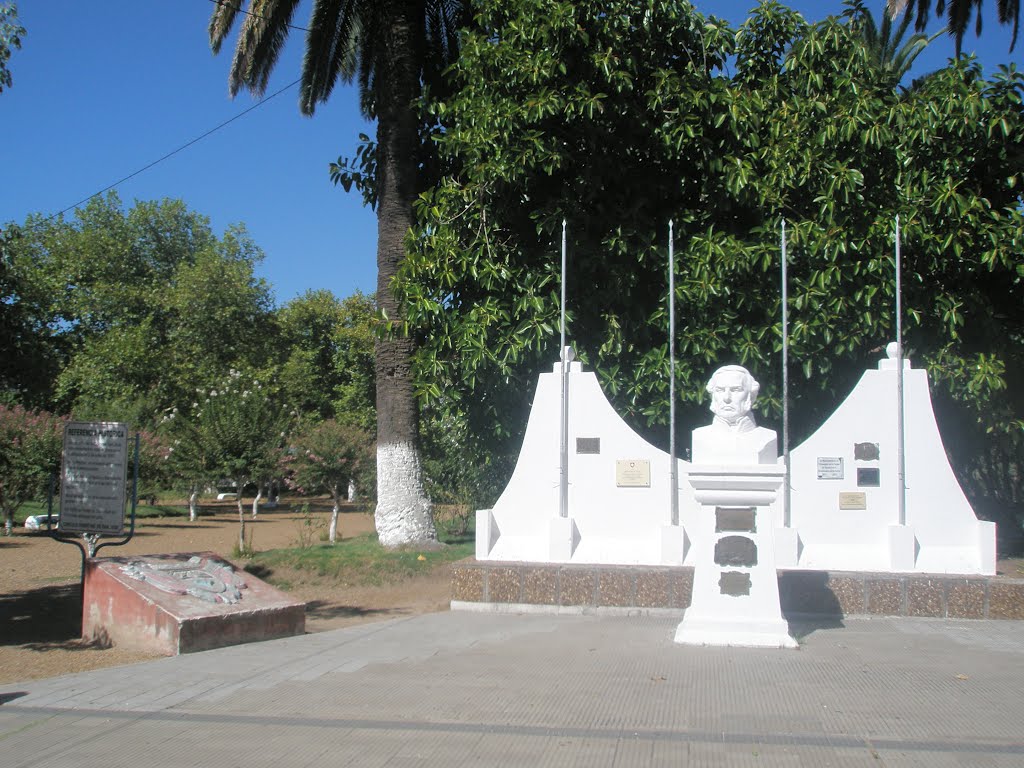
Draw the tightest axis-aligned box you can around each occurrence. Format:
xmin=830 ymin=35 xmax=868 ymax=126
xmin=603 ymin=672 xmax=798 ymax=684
xmin=0 ymin=584 xmax=81 ymax=646
xmin=303 ymin=600 xmax=404 ymax=622
xmin=0 ymin=692 xmax=28 ymax=705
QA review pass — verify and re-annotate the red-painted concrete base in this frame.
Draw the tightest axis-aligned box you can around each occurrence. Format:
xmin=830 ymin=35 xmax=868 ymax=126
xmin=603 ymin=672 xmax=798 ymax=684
xmin=83 ymin=552 xmax=305 ymax=655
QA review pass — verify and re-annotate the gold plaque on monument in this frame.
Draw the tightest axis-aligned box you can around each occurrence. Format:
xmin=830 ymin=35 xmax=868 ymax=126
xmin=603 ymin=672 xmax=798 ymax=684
xmin=615 ymin=459 xmax=651 ymax=488
xmin=838 ymin=492 xmax=867 ymax=510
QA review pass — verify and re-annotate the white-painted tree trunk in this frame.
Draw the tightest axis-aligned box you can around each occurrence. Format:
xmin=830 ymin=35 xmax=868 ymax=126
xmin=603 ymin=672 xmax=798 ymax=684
xmin=236 ymin=490 xmax=246 ymax=551
xmin=251 ymin=486 xmax=262 ymax=519
xmin=347 ymin=479 xmax=356 ymax=502
xmin=188 ymin=489 xmax=199 ymax=522
xmin=375 ymin=442 xmax=435 ymax=547
xmin=329 ymin=498 xmax=340 ymax=544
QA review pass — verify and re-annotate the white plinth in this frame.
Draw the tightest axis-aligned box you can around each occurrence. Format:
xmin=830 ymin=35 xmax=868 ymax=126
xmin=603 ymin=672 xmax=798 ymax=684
xmin=548 ymin=516 xmax=580 ymax=561
xmin=676 ymin=464 xmax=796 ymax=649
xmin=774 ymin=527 xmax=801 ymax=569
xmin=888 ymin=524 xmax=917 ymax=571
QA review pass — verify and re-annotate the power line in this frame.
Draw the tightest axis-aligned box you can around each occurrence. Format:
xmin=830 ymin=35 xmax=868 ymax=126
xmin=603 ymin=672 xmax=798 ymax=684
xmin=42 ymin=77 xmax=301 ymax=225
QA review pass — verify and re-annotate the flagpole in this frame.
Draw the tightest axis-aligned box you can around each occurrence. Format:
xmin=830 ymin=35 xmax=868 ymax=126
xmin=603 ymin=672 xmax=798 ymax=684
xmin=668 ymin=220 xmax=679 ymax=527
xmin=895 ymin=216 xmax=906 ymax=527
xmin=559 ymin=220 xmax=569 ymax=519
xmin=781 ymin=219 xmax=791 ymax=528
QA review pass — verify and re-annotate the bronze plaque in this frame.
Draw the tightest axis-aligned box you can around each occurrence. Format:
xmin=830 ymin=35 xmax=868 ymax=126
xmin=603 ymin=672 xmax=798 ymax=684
xmin=714 ymin=535 xmax=758 ymax=567
xmin=719 ymin=571 xmax=752 ymax=596
xmin=576 ymin=437 xmax=601 ymax=454
xmin=715 ymin=507 xmax=756 ymax=533
xmin=854 ymin=442 xmax=880 ymax=461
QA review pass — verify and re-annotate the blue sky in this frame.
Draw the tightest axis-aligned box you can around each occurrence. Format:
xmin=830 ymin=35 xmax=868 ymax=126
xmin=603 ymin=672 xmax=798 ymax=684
xmin=2 ymin=1 xmax=1021 ymax=305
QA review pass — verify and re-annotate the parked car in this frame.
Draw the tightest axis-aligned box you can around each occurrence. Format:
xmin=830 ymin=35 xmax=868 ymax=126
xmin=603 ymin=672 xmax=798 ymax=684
xmin=23 ymin=514 xmax=59 ymax=532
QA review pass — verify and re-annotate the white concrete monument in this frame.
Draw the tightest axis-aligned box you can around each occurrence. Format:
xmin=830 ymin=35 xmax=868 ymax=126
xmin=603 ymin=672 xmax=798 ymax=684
xmin=783 ymin=344 xmax=996 ymax=574
xmin=675 ymin=366 xmax=797 ymax=649
xmin=476 ymin=352 xmax=694 ymax=565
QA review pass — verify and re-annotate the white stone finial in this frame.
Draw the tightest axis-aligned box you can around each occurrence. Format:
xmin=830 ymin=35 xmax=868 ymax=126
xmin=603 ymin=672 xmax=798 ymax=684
xmin=886 ymin=341 xmax=898 ymax=359
xmin=561 ymin=346 xmax=575 ymax=363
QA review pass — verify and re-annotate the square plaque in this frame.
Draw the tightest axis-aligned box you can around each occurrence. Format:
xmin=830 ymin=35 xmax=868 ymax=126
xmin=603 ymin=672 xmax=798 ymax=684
xmin=816 ymin=457 xmax=844 ymax=480
xmin=838 ymin=492 xmax=867 ymax=510
xmin=576 ymin=437 xmax=601 ymax=454
xmin=615 ymin=459 xmax=651 ymax=488
xmin=857 ymin=467 xmax=880 ymax=487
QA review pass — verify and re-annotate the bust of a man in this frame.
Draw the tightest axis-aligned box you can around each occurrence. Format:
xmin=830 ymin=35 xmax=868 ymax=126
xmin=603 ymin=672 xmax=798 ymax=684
xmin=691 ymin=365 xmax=777 ymax=465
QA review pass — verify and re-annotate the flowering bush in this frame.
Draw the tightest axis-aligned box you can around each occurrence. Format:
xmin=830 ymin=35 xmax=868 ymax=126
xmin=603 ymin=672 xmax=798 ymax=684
xmin=163 ymin=369 xmax=292 ymax=547
xmin=284 ymin=419 xmax=373 ymax=543
xmin=0 ymin=406 xmax=66 ymax=534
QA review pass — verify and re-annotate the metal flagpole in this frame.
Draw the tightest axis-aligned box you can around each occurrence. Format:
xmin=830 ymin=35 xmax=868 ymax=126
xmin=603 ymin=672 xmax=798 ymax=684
xmin=559 ymin=220 xmax=569 ymax=519
xmin=668 ymin=220 xmax=679 ymax=527
xmin=781 ymin=219 xmax=791 ymax=528
xmin=895 ymin=216 xmax=907 ymax=527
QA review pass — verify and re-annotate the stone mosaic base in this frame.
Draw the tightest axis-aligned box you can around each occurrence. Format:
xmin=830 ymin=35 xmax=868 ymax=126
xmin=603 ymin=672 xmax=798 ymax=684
xmin=451 ymin=560 xmax=1024 ymax=620
xmin=83 ymin=552 xmax=306 ymax=655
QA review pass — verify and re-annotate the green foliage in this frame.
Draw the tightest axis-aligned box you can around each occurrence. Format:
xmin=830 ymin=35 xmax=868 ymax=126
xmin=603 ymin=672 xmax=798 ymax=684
xmin=284 ymin=419 xmax=374 ymax=503
xmin=406 ymin=0 xmax=1024 ymax=513
xmin=275 ymin=289 xmax=376 ymax=428
xmin=6 ymin=194 xmax=274 ymax=421
xmin=0 ymin=406 xmax=65 ymax=533
xmin=0 ymin=2 xmax=24 ymax=94
xmin=163 ymin=369 xmax=292 ymax=525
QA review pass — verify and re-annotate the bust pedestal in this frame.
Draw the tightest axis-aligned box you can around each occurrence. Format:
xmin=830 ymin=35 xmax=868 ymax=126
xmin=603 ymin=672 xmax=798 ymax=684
xmin=676 ymin=425 xmax=796 ymax=649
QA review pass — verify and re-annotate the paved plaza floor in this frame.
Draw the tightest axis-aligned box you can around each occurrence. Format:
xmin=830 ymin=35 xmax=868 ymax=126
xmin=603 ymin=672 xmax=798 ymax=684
xmin=1 ymin=612 xmax=1022 ymax=767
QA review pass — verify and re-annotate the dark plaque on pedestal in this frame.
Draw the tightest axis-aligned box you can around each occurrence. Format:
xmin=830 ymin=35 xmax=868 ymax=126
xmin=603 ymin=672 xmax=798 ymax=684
xmin=576 ymin=437 xmax=601 ymax=454
xmin=719 ymin=571 xmax=752 ymax=596
xmin=715 ymin=507 xmax=756 ymax=533
xmin=715 ymin=535 xmax=758 ymax=567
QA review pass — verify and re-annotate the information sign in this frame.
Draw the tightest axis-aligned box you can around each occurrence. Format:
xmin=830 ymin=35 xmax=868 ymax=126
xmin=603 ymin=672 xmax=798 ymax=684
xmin=60 ymin=422 xmax=130 ymax=535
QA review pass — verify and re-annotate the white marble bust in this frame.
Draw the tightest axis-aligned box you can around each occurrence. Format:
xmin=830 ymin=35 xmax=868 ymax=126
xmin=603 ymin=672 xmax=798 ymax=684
xmin=691 ymin=365 xmax=777 ymax=465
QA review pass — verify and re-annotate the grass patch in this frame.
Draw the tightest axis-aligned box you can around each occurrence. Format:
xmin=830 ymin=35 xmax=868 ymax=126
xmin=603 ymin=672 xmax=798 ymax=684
xmin=248 ymin=527 xmax=474 ymax=589
xmin=12 ymin=500 xmax=191 ymax=526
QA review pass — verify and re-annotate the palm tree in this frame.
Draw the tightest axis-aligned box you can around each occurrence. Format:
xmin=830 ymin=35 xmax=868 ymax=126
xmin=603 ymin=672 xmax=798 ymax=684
xmin=209 ymin=0 xmax=467 ymax=547
xmin=887 ymin=0 xmax=1020 ymax=54
xmin=848 ymin=1 xmax=944 ymax=86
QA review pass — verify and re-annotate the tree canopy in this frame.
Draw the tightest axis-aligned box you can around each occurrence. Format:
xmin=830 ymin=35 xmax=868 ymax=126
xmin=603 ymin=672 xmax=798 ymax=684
xmin=405 ymin=0 xmax=1023 ymax=515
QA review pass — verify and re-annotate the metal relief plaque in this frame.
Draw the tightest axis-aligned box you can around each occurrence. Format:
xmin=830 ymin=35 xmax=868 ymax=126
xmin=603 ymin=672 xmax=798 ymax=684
xmin=714 ymin=535 xmax=758 ymax=567
xmin=854 ymin=442 xmax=880 ymax=460
xmin=715 ymin=507 xmax=756 ymax=533
xmin=857 ymin=467 xmax=880 ymax=487
xmin=816 ymin=457 xmax=844 ymax=480
xmin=576 ymin=437 xmax=601 ymax=454
xmin=719 ymin=571 xmax=752 ymax=596
xmin=838 ymin=492 xmax=867 ymax=510
xmin=615 ymin=460 xmax=651 ymax=488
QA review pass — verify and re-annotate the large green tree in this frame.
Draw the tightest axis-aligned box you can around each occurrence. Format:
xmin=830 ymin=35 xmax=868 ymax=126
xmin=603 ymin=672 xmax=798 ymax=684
xmin=405 ymin=0 xmax=1023 ymax=521
xmin=7 ymin=194 xmax=274 ymax=423
xmin=208 ymin=0 xmax=469 ymax=547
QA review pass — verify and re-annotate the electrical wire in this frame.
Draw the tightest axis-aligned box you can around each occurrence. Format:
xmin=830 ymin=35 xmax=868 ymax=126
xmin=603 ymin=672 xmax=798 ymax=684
xmin=41 ymin=77 xmax=301 ymax=225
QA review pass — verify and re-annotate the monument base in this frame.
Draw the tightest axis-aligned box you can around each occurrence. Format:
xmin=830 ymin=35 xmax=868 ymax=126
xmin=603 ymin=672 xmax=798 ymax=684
xmin=674 ymin=613 xmax=798 ymax=649
xmin=83 ymin=552 xmax=305 ymax=655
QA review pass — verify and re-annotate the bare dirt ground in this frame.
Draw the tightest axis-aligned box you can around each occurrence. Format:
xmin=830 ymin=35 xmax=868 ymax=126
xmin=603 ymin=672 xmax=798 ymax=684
xmin=0 ymin=501 xmax=453 ymax=685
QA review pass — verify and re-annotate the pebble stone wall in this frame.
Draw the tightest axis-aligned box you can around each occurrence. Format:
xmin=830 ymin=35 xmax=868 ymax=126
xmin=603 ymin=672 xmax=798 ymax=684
xmin=450 ymin=560 xmax=1024 ymax=620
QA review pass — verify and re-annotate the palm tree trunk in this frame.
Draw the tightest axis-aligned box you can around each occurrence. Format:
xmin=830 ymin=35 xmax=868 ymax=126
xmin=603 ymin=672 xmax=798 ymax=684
xmin=373 ymin=0 xmax=436 ymax=548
